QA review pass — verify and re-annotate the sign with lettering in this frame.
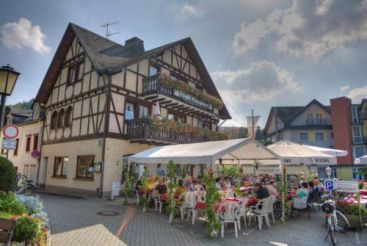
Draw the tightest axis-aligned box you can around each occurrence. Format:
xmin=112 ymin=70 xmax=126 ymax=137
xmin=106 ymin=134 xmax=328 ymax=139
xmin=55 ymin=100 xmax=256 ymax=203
xmin=324 ymin=180 xmax=334 ymax=191
xmin=2 ymin=138 xmax=16 ymax=150
xmin=334 ymin=180 xmax=359 ymax=193
xmin=31 ymin=150 xmax=41 ymax=159
xmin=111 ymin=181 xmax=121 ymax=198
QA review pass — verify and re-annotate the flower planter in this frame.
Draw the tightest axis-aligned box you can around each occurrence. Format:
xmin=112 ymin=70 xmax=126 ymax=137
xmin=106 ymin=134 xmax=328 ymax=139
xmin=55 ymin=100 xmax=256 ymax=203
xmin=345 ymin=214 xmax=362 ymax=230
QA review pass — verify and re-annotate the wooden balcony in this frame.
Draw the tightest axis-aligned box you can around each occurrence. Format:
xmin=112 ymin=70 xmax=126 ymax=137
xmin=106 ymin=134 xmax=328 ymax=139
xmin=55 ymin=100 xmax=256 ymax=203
xmin=142 ymin=75 xmax=217 ymax=116
xmin=125 ymin=119 xmax=226 ymax=145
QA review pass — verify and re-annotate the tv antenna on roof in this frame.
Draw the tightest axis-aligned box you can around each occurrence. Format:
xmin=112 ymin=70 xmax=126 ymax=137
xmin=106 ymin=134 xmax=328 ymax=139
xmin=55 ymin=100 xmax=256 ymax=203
xmin=101 ymin=21 xmax=119 ymax=38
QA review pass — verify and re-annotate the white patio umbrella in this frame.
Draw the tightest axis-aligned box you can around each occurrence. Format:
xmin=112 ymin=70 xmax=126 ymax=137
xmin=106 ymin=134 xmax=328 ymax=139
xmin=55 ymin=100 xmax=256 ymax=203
xmin=302 ymin=145 xmax=348 ymax=157
xmin=355 ymin=155 xmax=367 ymax=165
xmin=267 ymin=141 xmax=337 ymax=165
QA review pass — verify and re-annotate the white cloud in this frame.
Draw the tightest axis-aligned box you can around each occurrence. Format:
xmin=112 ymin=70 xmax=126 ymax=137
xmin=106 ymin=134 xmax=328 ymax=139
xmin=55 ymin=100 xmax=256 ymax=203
xmin=232 ymin=0 xmax=367 ymax=58
xmin=181 ymin=3 xmax=201 ymax=17
xmin=0 ymin=18 xmax=50 ymax=54
xmin=340 ymin=85 xmax=350 ymax=92
xmin=213 ymin=61 xmax=299 ymax=124
xmin=345 ymin=85 xmax=367 ymax=102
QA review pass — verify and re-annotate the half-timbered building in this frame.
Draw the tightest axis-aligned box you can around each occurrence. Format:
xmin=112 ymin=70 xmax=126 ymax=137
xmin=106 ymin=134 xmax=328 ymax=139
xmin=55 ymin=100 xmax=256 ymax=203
xmin=34 ymin=23 xmax=230 ymax=195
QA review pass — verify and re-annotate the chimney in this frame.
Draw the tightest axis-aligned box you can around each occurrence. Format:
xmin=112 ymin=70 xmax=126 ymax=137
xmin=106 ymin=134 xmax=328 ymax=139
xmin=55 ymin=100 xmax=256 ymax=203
xmin=124 ymin=37 xmax=145 ymax=55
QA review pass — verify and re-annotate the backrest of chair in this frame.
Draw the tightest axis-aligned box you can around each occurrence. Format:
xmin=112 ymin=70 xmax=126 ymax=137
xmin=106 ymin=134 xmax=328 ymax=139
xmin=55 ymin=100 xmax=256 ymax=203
xmin=257 ymin=197 xmax=272 ymax=215
xmin=225 ymin=190 xmax=235 ymax=198
xmin=223 ymin=201 xmax=239 ymax=221
xmin=185 ymin=192 xmax=197 ymax=208
xmin=239 ymin=197 xmax=248 ymax=213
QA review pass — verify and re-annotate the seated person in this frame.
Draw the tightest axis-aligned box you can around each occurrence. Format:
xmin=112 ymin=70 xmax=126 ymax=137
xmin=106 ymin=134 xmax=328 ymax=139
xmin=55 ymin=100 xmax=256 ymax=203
xmin=266 ymin=180 xmax=279 ymax=199
xmin=307 ymin=181 xmax=322 ymax=204
xmin=184 ymin=176 xmax=195 ymax=192
xmin=223 ymin=177 xmax=232 ymax=189
xmin=291 ymin=182 xmax=309 ymax=209
xmin=254 ymin=182 xmax=270 ymax=201
xmin=155 ymin=178 xmax=168 ymax=201
xmin=215 ymin=177 xmax=222 ymax=190
xmin=174 ymin=179 xmax=187 ymax=206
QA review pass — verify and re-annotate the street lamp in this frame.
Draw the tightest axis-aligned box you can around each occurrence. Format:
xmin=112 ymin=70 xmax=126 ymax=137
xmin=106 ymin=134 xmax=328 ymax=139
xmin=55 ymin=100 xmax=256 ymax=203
xmin=325 ymin=166 xmax=332 ymax=180
xmin=0 ymin=65 xmax=20 ymax=129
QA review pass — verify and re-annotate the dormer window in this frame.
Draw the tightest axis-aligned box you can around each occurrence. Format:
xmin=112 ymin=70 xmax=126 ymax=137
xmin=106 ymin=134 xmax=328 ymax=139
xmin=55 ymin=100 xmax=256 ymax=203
xmin=67 ymin=60 xmax=84 ymax=85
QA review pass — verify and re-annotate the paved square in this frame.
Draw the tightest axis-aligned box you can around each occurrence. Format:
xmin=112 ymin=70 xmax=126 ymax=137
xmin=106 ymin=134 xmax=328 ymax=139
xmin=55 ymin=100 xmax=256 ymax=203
xmin=41 ymin=194 xmax=367 ymax=246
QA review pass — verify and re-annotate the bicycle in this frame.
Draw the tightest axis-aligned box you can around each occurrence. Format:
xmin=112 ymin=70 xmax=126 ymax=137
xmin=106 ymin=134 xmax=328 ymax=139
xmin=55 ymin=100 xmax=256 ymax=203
xmin=321 ymin=200 xmax=337 ymax=245
xmin=16 ymin=174 xmax=36 ymax=196
xmin=322 ymin=191 xmax=350 ymax=233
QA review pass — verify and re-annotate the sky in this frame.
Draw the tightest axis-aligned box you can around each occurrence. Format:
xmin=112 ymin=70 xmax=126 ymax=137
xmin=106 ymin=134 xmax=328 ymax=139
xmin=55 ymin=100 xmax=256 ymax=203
xmin=0 ymin=0 xmax=367 ymax=127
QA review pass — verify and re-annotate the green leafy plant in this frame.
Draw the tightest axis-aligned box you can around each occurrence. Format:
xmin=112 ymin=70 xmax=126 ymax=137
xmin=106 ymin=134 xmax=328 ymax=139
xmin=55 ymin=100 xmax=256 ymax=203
xmin=140 ymin=168 xmax=149 ymax=211
xmin=0 ymin=192 xmax=27 ymax=215
xmin=0 ymin=156 xmax=17 ymax=192
xmin=167 ymin=161 xmax=177 ymax=222
xmin=12 ymin=216 xmax=41 ymax=245
xmin=122 ymin=167 xmax=133 ymax=205
xmin=202 ymin=174 xmax=221 ymax=237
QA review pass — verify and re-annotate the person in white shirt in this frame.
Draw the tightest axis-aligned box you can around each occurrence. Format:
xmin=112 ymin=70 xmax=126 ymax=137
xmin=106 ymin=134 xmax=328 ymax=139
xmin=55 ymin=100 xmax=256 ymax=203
xmin=266 ymin=180 xmax=279 ymax=199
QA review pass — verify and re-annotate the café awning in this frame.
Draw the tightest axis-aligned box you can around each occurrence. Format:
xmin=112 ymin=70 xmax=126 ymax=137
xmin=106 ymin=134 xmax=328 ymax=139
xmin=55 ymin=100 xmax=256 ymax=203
xmin=128 ymin=138 xmax=279 ymax=166
xmin=267 ymin=141 xmax=337 ymax=165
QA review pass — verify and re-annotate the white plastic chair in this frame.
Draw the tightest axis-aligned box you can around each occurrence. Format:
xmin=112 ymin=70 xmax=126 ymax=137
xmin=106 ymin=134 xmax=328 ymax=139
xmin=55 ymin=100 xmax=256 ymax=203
xmin=268 ymin=196 xmax=276 ymax=223
xmin=220 ymin=201 xmax=239 ymax=238
xmin=236 ymin=197 xmax=248 ymax=230
xmin=249 ymin=197 xmax=272 ymax=230
xmin=180 ymin=192 xmax=199 ymax=225
xmin=224 ymin=190 xmax=235 ymax=198
xmin=194 ymin=185 xmax=206 ymax=201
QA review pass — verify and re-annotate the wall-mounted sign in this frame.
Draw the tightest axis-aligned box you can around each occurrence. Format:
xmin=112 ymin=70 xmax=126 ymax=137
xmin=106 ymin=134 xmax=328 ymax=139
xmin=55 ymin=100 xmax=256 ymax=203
xmin=2 ymin=138 xmax=16 ymax=149
xmin=335 ymin=180 xmax=359 ymax=193
xmin=2 ymin=124 xmax=19 ymax=139
xmin=31 ymin=150 xmax=41 ymax=159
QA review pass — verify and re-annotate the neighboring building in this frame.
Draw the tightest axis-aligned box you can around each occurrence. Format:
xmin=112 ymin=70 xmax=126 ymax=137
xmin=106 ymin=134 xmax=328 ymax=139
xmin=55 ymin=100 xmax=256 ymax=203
xmin=34 ymin=23 xmax=230 ymax=196
xmin=330 ymin=97 xmax=367 ymax=163
xmin=3 ymin=120 xmax=43 ymax=183
xmin=264 ymin=97 xmax=367 ymax=180
xmin=264 ymin=99 xmax=333 ymax=148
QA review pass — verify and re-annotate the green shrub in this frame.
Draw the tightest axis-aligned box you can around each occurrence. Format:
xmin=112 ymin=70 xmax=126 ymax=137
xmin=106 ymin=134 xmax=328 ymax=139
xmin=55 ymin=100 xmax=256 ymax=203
xmin=0 ymin=156 xmax=16 ymax=192
xmin=12 ymin=216 xmax=40 ymax=244
xmin=0 ymin=211 xmax=13 ymax=219
xmin=0 ymin=192 xmax=27 ymax=215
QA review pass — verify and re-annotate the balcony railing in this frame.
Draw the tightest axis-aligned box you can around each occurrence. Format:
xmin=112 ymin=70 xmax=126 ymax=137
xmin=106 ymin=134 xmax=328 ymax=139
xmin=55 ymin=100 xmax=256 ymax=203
xmin=125 ymin=119 xmax=226 ymax=144
xmin=306 ymin=118 xmax=329 ymax=125
xmin=142 ymin=75 xmax=215 ymax=113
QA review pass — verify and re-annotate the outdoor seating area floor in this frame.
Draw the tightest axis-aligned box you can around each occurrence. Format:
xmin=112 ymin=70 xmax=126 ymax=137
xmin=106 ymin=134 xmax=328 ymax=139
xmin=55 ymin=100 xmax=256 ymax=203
xmin=41 ymin=193 xmax=367 ymax=246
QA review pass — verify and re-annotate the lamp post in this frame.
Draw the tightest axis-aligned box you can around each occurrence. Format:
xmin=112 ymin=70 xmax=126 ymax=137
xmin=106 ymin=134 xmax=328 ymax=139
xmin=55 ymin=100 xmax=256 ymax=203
xmin=325 ymin=166 xmax=332 ymax=180
xmin=0 ymin=65 xmax=20 ymax=129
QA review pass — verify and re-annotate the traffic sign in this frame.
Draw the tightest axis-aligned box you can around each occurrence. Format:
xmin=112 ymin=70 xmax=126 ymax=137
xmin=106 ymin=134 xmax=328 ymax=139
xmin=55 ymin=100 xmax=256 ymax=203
xmin=2 ymin=138 xmax=16 ymax=149
xmin=31 ymin=150 xmax=41 ymax=159
xmin=324 ymin=179 xmax=334 ymax=191
xmin=2 ymin=124 xmax=19 ymax=139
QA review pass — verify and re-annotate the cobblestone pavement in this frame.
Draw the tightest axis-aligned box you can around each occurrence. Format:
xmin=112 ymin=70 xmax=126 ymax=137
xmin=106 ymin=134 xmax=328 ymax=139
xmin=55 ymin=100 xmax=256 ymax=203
xmin=41 ymin=194 xmax=367 ymax=246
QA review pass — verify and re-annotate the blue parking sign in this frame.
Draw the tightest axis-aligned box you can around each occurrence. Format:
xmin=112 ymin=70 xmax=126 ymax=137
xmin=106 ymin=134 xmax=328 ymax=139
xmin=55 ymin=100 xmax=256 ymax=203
xmin=324 ymin=180 xmax=333 ymax=191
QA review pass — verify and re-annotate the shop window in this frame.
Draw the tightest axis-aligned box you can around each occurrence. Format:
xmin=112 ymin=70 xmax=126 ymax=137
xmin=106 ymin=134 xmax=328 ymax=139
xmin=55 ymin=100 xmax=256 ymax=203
xmin=76 ymin=155 xmax=95 ymax=179
xmin=53 ymin=157 xmax=68 ymax=177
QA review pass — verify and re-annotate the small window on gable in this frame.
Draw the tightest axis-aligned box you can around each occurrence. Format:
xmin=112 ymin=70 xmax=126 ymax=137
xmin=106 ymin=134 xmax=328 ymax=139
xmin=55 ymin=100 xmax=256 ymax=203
xmin=50 ymin=111 xmax=58 ymax=129
xmin=67 ymin=60 xmax=84 ymax=85
xmin=58 ymin=109 xmax=65 ymax=128
xmin=65 ymin=107 xmax=73 ymax=127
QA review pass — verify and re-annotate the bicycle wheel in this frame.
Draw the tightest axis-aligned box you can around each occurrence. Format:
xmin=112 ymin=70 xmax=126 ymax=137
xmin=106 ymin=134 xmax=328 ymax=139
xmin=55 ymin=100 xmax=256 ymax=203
xmin=330 ymin=216 xmax=337 ymax=246
xmin=336 ymin=210 xmax=349 ymax=233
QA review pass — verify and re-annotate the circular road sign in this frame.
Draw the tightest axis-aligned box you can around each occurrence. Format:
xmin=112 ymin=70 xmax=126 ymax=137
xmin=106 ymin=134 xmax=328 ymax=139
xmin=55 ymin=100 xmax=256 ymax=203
xmin=2 ymin=124 xmax=19 ymax=139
